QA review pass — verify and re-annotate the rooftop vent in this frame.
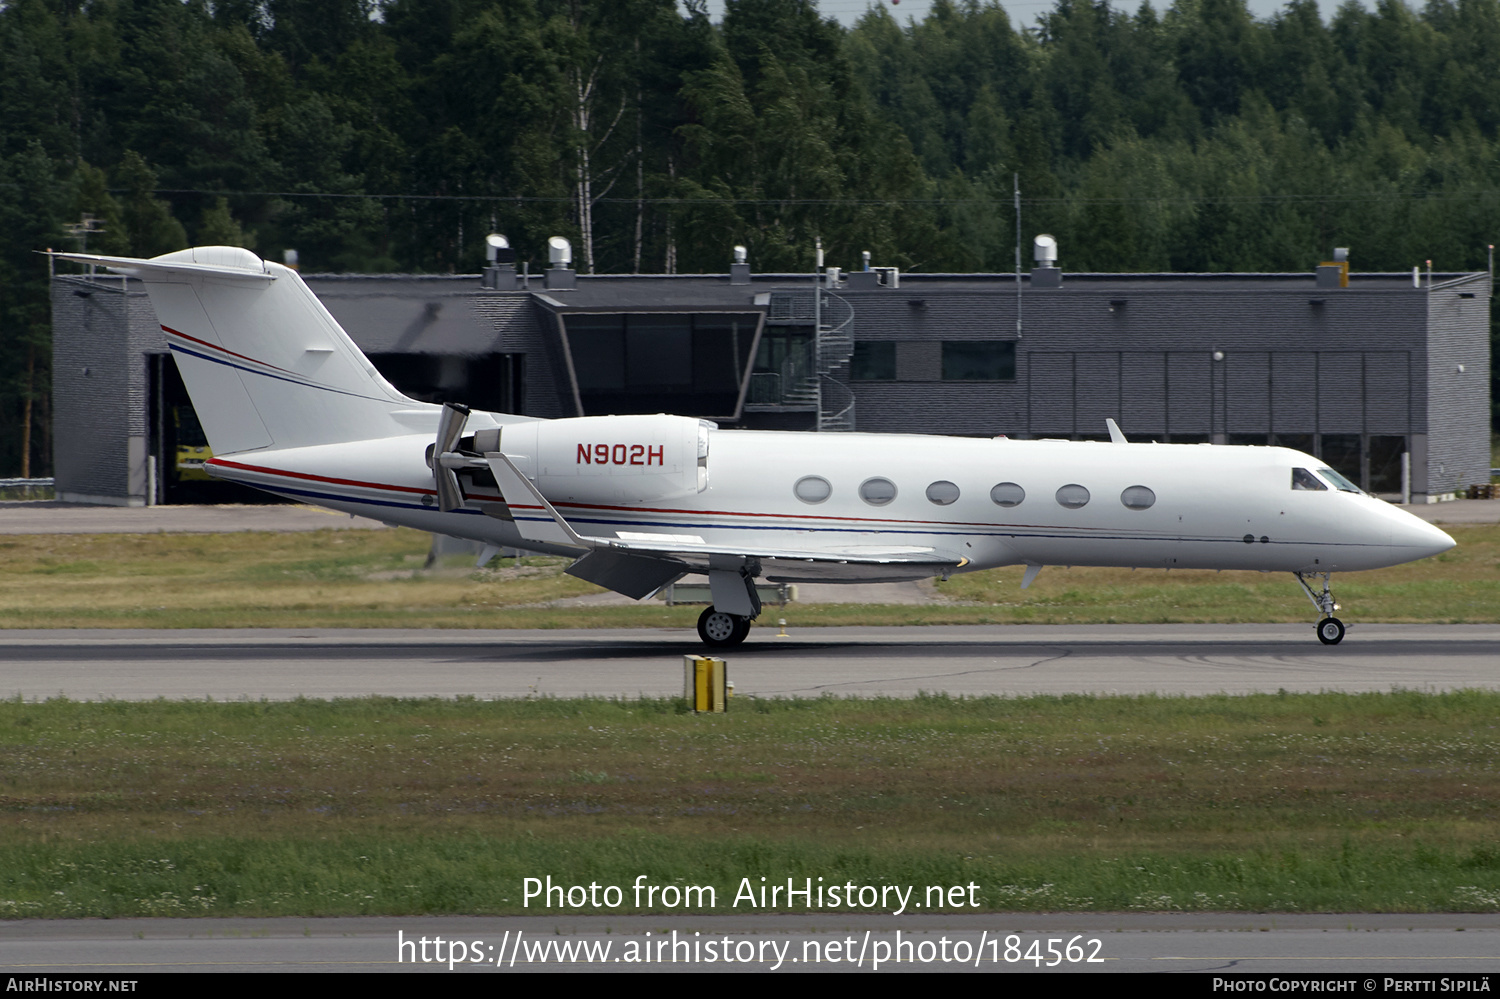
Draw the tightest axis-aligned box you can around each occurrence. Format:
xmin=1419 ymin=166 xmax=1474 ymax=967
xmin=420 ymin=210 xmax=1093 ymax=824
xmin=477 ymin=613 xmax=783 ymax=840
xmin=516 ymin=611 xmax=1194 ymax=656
xmin=482 ymin=234 xmax=517 ymax=290
xmin=1031 ymin=235 xmax=1061 ymax=288
xmin=1317 ymin=246 xmax=1349 ymax=289
xmin=545 ymin=236 xmax=575 ymax=290
xmin=731 ymin=245 xmax=750 ymax=285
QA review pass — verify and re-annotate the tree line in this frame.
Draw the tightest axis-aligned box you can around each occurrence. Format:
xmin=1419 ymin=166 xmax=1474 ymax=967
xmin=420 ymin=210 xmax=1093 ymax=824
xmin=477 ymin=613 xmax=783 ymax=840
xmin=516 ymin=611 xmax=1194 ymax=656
xmin=4 ymin=0 xmax=1499 ymax=476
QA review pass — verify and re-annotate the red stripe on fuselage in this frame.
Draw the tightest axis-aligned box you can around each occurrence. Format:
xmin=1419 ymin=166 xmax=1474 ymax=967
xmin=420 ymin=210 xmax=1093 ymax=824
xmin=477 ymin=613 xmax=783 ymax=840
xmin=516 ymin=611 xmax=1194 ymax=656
xmin=210 ymin=459 xmax=1114 ymax=534
xmin=208 ymin=458 xmax=435 ymax=495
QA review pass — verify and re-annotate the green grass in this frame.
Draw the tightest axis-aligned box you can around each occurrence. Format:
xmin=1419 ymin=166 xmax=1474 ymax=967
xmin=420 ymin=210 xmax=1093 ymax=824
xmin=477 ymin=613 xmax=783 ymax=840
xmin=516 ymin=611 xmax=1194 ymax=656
xmin=3 ymin=693 xmax=1500 ymax=916
xmin=0 ymin=523 xmax=1496 ymax=629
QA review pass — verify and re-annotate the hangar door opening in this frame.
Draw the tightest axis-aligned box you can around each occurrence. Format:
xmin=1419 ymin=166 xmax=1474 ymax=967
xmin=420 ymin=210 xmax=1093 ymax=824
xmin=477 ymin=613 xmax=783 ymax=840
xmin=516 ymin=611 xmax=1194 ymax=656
xmin=147 ymin=351 xmax=523 ymax=505
xmin=147 ymin=353 xmax=279 ymax=505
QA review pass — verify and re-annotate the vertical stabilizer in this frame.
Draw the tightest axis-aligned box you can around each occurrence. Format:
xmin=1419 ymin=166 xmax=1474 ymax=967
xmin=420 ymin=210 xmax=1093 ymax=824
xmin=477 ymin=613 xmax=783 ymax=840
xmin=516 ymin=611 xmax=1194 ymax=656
xmin=55 ymin=247 xmax=439 ymax=454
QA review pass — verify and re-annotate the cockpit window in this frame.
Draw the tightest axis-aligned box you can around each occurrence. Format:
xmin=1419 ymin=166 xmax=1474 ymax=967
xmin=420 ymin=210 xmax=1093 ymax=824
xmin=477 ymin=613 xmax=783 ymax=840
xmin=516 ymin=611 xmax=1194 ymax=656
xmin=1291 ymin=468 xmax=1327 ymax=491
xmin=1318 ymin=467 xmax=1364 ymax=494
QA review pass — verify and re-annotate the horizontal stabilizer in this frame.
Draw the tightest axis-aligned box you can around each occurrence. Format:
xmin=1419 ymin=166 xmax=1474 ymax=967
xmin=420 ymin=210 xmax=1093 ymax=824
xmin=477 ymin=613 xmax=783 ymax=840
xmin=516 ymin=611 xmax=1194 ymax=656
xmin=53 ymin=248 xmax=277 ymax=283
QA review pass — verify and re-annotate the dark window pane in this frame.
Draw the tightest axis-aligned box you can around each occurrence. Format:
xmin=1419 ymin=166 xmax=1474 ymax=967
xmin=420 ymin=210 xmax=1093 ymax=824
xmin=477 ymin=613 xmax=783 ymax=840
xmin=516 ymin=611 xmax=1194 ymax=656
xmin=564 ymin=316 xmax=625 ymax=391
xmin=1273 ymin=433 xmax=1315 ymax=456
xmin=852 ymin=342 xmax=896 ymax=380
xmin=566 ymin=312 xmax=759 ymax=417
xmin=1368 ymin=436 xmax=1406 ymax=494
xmin=1320 ymin=434 xmax=1362 ymax=488
xmin=942 ymin=341 xmax=1015 ymax=380
xmin=627 ymin=315 xmax=692 ymax=388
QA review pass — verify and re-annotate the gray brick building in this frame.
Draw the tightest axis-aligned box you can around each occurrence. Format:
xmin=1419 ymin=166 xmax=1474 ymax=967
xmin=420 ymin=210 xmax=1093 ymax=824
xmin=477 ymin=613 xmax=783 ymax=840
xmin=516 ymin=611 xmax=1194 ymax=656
xmin=50 ymin=256 xmax=1490 ymax=505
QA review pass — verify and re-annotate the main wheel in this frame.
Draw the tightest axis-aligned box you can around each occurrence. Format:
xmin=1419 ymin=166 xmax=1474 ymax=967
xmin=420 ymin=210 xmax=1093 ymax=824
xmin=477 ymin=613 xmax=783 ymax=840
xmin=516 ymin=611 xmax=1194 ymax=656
xmin=698 ymin=607 xmax=749 ymax=648
xmin=1316 ymin=616 xmax=1346 ymax=645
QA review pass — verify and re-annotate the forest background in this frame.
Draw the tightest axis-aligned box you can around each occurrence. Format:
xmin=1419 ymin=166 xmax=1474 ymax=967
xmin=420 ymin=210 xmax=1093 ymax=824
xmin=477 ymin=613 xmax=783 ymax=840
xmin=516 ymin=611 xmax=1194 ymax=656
xmin=2 ymin=0 xmax=1498 ymax=478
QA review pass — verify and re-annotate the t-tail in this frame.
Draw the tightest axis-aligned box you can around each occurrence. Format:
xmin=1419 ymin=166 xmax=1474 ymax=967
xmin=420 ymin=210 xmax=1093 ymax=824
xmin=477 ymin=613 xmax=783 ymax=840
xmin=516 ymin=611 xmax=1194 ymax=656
xmin=54 ymin=246 xmax=443 ymax=455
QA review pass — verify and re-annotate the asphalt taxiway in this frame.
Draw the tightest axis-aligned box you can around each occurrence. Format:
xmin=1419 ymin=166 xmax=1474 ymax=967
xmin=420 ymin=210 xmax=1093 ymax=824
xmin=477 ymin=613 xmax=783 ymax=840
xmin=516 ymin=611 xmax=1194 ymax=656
xmin=2 ymin=623 xmax=1497 ymax=701
xmin=5 ymin=913 xmax=1500 ymax=973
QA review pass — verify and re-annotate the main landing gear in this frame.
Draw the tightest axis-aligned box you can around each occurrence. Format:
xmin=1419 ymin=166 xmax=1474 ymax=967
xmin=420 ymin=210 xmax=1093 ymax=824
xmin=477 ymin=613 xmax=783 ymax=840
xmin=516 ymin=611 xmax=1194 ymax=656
xmin=697 ymin=607 xmax=752 ymax=648
xmin=1294 ymin=571 xmax=1345 ymax=645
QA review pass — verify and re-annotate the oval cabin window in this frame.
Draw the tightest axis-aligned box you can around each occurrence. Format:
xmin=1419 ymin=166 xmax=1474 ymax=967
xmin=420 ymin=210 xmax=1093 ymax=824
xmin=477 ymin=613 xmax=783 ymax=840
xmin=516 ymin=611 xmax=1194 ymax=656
xmin=1055 ymin=483 xmax=1090 ymax=509
xmin=794 ymin=475 xmax=832 ymax=504
xmin=926 ymin=480 xmax=960 ymax=505
xmin=1121 ymin=485 xmax=1156 ymax=510
xmin=990 ymin=482 xmax=1025 ymax=507
xmin=859 ymin=477 xmax=898 ymax=506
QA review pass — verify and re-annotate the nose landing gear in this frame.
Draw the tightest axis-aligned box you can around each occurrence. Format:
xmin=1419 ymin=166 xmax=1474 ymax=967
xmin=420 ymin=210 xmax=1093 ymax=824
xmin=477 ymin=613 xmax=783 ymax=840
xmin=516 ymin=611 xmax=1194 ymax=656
xmin=1294 ymin=571 xmax=1345 ymax=645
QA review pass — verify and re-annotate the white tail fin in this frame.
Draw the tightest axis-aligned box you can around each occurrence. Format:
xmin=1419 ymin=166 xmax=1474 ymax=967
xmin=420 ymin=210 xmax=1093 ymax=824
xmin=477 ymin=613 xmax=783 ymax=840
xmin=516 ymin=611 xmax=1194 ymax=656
xmin=56 ymin=247 xmax=439 ymax=454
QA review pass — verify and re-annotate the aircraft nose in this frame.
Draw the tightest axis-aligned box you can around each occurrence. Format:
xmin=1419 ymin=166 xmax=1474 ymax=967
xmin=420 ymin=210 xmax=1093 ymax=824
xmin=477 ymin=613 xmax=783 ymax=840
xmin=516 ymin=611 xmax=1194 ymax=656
xmin=1389 ymin=510 xmax=1456 ymax=561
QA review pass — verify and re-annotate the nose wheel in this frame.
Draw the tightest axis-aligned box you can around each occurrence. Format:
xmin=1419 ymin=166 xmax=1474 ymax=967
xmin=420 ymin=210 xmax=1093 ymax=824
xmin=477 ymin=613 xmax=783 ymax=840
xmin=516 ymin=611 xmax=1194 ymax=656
xmin=1295 ymin=571 xmax=1346 ymax=645
xmin=698 ymin=607 xmax=751 ymax=648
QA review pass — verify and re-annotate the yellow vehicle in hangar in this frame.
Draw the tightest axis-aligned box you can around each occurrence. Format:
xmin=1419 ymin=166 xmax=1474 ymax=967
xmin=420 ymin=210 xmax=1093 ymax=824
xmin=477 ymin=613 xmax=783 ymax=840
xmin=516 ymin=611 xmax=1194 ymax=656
xmin=174 ymin=405 xmax=213 ymax=482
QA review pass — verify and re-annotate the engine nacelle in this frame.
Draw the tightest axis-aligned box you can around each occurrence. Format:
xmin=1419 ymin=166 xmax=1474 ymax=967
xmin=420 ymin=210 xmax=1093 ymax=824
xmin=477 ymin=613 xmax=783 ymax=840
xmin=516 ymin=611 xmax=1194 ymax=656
xmin=482 ymin=414 xmax=711 ymax=505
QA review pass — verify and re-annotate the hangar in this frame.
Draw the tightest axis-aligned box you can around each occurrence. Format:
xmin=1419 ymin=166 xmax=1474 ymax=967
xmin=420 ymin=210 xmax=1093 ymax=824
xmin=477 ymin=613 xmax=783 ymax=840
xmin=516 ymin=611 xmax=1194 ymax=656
xmin=49 ymin=246 xmax=1491 ymax=506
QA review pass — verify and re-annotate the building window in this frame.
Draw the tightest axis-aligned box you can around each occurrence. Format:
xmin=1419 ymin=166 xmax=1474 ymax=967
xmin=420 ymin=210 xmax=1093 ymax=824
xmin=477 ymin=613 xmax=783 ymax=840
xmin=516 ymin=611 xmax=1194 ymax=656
xmin=942 ymin=341 xmax=1015 ymax=380
xmin=563 ymin=312 xmax=759 ymax=418
xmin=851 ymin=341 xmax=896 ymax=380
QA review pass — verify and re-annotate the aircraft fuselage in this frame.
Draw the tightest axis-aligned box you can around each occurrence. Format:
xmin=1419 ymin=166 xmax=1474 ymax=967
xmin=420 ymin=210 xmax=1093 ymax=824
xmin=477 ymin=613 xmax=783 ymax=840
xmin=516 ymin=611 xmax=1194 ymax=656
xmin=205 ymin=424 xmax=1453 ymax=580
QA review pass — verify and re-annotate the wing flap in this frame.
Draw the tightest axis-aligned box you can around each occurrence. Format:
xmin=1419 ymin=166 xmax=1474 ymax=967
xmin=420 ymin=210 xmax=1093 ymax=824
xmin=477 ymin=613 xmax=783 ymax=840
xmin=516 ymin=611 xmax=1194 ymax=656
xmin=564 ymin=549 xmax=687 ymax=599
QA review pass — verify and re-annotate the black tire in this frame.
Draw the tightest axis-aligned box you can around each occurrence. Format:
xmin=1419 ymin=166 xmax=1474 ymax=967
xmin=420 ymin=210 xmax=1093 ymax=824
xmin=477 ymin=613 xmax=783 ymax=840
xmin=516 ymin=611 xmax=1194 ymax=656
xmin=1316 ymin=617 xmax=1346 ymax=645
xmin=698 ymin=607 xmax=748 ymax=648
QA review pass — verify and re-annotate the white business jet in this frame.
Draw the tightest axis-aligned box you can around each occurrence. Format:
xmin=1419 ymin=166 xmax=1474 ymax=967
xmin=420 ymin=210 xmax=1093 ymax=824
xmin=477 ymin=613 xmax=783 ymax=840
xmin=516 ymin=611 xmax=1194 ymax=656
xmin=57 ymin=247 xmax=1456 ymax=647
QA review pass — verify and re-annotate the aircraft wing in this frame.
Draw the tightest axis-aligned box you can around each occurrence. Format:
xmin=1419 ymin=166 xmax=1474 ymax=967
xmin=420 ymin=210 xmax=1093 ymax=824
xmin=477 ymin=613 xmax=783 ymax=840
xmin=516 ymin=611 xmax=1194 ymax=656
xmin=483 ymin=452 xmax=968 ymax=597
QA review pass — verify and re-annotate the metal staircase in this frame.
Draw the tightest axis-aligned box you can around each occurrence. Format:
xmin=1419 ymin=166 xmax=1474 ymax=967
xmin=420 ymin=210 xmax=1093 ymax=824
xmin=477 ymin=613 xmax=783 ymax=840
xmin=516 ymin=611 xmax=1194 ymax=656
xmin=761 ymin=285 xmax=856 ymax=431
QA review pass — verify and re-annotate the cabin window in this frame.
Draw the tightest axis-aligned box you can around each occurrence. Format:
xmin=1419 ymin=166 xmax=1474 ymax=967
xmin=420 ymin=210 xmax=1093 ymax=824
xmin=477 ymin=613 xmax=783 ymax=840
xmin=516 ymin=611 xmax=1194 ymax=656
xmin=1291 ymin=468 xmax=1327 ymax=491
xmin=1056 ymin=483 xmax=1090 ymax=509
xmin=1120 ymin=485 xmax=1156 ymax=510
xmin=990 ymin=482 xmax=1025 ymax=507
xmin=859 ymin=477 xmax=898 ymax=506
xmin=794 ymin=476 xmax=832 ymax=504
xmin=926 ymin=480 xmax=960 ymax=505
